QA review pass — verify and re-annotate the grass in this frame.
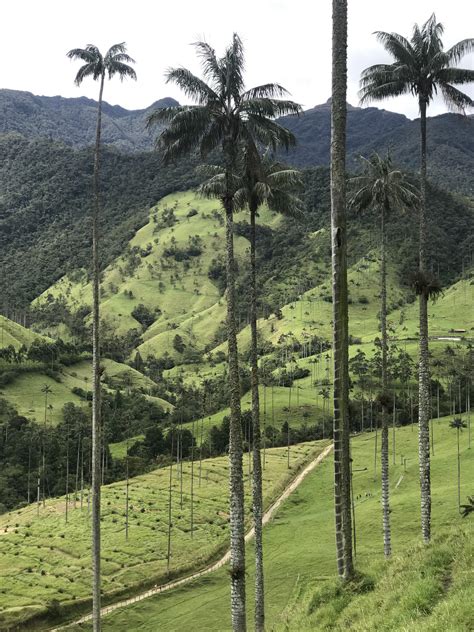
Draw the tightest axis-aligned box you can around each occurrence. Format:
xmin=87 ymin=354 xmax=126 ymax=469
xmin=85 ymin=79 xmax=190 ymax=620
xmin=69 ymin=415 xmax=473 ymax=631
xmin=0 ymin=315 xmax=50 ymax=349
xmin=0 ymin=441 xmax=327 ymax=629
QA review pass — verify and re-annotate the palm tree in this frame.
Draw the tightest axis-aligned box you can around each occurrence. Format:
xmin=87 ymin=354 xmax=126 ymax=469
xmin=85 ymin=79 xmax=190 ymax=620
xmin=200 ymin=143 xmax=303 ymax=631
xmin=359 ymin=14 xmax=474 ymax=544
xmin=350 ymin=153 xmax=418 ymax=557
xmin=67 ymin=43 xmax=136 ymax=631
xmin=147 ymin=35 xmax=300 ymax=630
xmin=331 ymin=0 xmax=353 ymax=580
xmin=450 ymin=417 xmax=467 ymax=513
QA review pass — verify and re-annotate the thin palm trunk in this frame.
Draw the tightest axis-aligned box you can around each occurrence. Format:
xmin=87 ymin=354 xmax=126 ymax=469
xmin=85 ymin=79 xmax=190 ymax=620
xmin=191 ymin=418 xmax=195 ymax=539
xmin=223 ymin=146 xmax=246 ymax=629
xmin=91 ymin=72 xmax=105 ymax=631
xmin=418 ymin=99 xmax=431 ymax=544
xmin=167 ymin=430 xmax=174 ymax=574
xmin=380 ymin=205 xmax=392 ymax=557
xmin=456 ymin=427 xmax=461 ymax=512
xmin=249 ymin=205 xmax=265 ymax=632
xmin=331 ymin=0 xmax=353 ymax=581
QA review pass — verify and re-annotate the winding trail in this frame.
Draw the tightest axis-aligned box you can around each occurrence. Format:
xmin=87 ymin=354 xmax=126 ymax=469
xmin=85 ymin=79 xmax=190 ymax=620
xmin=51 ymin=443 xmax=333 ymax=630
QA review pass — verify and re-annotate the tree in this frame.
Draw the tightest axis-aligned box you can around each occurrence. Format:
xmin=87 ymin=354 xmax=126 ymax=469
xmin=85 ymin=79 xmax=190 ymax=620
xmin=200 ymin=143 xmax=303 ymax=631
xmin=147 ymin=35 xmax=300 ymax=631
xmin=359 ymin=14 xmax=474 ymax=545
xmin=331 ymin=0 xmax=353 ymax=580
xmin=350 ymin=153 xmax=418 ymax=557
xmin=67 ymin=42 xmax=136 ymax=631
xmin=450 ymin=417 xmax=467 ymax=513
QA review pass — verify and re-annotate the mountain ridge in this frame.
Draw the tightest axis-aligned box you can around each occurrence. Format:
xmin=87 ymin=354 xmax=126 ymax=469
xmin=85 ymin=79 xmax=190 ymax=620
xmin=1 ymin=88 xmax=472 ymax=195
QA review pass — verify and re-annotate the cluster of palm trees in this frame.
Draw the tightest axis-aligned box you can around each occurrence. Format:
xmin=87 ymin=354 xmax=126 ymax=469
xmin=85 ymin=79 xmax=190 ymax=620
xmin=66 ymin=8 xmax=473 ymax=630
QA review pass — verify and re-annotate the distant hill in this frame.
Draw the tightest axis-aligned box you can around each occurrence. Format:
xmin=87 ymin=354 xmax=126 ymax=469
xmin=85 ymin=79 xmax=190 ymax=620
xmin=0 ymin=89 xmax=178 ymax=151
xmin=1 ymin=89 xmax=473 ymax=194
xmin=281 ymin=99 xmax=474 ymax=196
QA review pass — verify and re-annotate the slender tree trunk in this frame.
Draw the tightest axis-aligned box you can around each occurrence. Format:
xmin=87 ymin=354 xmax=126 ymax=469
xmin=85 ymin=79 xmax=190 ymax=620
xmin=91 ymin=72 xmax=105 ymax=631
xmin=456 ymin=427 xmax=461 ymax=513
xmin=250 ymin=205 xmax=265 ymax=632
xmin=223 ymin=138 xmax=246 ymax=630
xmin=330 ymin=0 xmax=353 ymax=581
xmin=191 ymin=418 xmax=195 ymax=539
xmin=125 ymin=443 xmax=130 ymax=541
xmin=418 ymin=98 xmax=431 ymax=544
xmin=167 ymin=430 xmax=174 ymax=574
xmin=380 ymin=204 xmax=392 ymax=557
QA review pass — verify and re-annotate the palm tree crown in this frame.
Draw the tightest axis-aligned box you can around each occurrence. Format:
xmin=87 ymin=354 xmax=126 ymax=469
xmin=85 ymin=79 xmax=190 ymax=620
xmin=67 ymin=43 xmax=137 ymax=85
xmin=349 ymin=153 xmax=419 ymax=215
xmin=359 ymin=14 xmax=474 ymax=110
xmin=199 ymin=143 xmax=304 ymax=217
xmin=147 ymin=34 xmax=301 ymax=164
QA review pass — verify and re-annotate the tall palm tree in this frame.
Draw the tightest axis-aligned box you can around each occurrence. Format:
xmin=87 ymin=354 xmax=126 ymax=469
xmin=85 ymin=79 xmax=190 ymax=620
xmin=359 ymin=14 xmax=474 ymax=544
xmin=147 ymin=35 xmax=300 ymax=631
xmin=200 ymin=143 xmax=304 ymax=631
xmin=331 ymin=0 xmax=353 ymax=580
xmin=350 ymin=153 xmax=419 ymax=557
xmin=450 ymin=417 xmax=467 ymax=512
xmin=67 ymin=43 xmax=136 ymax=631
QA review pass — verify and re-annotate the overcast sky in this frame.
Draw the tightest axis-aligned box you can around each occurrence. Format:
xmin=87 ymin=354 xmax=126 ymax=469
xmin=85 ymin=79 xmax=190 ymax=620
xmin=2 ymin=0 xmax=473 ymax=119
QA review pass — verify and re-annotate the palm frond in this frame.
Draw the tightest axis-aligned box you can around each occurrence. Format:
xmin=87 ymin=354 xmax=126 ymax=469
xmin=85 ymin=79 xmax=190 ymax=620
xmin=193 ymin=41 xmax=224 ymax=88
xmin=72 ymin=64 xmax=101 ymax=86
xmin=437 ymin=67 xmax=474 ymax=86
xmin=66 ymin=47 xmax=99 ymax=63
xmin=146 ymin=105 xmax=192 ymax=128
xmin=245 ymin=115 xmax=295 ymax=150
xmin=446 ymin=38 xmax=474 ymax=63
xmin=242 ymin=97 xmax=301 ymax=119
xmin=440 ymin=83 xmax=474 ymax=112
xmin=105 ymin=42 xmax=128 ymax=57
xmin=108 ymin=61 xmax=137 ymax=81
xmin=242 ymin=83 xmax=290 ymax=100
xmin=374 ymin=31 xmax=415 ymax=67
xmin=165 ymin=67 xmax=218 ymax=105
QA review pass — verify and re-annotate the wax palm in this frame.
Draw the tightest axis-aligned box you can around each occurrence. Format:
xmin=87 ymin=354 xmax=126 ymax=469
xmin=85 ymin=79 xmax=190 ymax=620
xmin=350 ymin=153 xmax=418 ymax=558
xmin=331 ymin=0 xmax=353 ymax=581
xmin=67 ymin=42 xmax=136 ymax=632
xmin=148 ymin=34 xmax=301 ymax=631
xmin=360 ymin=14 xmax=474 ymax=544
xmin=450 ymin=418 xmax=467 ymax=513
xmin=199 ymin=144 xmax=303 ymax=631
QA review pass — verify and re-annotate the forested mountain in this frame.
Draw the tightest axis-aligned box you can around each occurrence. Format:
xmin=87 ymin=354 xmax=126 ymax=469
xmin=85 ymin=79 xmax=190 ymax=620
xmin=0 ymin=135 xmax=198 ymax=307
xmin=0 ymin=89 xmax=177 ymax=151
xmin=1 ymin=89 xmax=473 ymax=194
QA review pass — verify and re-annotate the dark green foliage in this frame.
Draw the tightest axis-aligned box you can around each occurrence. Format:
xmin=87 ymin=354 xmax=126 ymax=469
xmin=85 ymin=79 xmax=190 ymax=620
xmin=0 ymin=135 xmax=198 ymax=308
xmin=131 ymin=304 xmax=157 ymax=329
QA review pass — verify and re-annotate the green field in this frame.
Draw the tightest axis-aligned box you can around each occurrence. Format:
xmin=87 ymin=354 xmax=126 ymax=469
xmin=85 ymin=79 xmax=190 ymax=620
xmin=0 ymin=441 xmax=326 ymax=629
xmin=70 ymin=416 xmax=473 ymax=631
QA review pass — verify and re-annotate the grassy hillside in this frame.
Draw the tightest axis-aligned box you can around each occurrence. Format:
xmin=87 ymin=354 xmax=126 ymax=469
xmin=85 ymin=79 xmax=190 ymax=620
xmin=0 ymin=315 xmax=49 ymax=350
xmin=71 ymin=416 xmax=473 ymax=631
xmin=0 ymin=441 xmax=327 ymax=629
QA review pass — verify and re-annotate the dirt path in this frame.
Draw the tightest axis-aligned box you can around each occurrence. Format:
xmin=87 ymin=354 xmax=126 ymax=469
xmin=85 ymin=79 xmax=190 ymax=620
xmin=51 ymin=443 xmax=333 ymax=630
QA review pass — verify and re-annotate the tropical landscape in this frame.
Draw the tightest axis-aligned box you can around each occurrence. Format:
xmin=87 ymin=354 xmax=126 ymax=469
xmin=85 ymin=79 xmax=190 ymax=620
xmin=0 ymin=2 xmax=473 ymax=631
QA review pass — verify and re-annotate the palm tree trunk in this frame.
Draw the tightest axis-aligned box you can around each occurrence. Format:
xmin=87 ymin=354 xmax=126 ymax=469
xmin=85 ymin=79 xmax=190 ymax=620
xmin=380 ymin=204 xmax=392 ymax=557
xmin=250 ymin=205 xmax=265 ymax=632
xmin=331 ymin=0 xmax=353 ymax=581
xmin=91 ymin=71 xmax=105 ymax=632
xmin=418 ymin=98 xmax=431 ymax=545
xmin=223 ymin=139 xmax=246 ymax=631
